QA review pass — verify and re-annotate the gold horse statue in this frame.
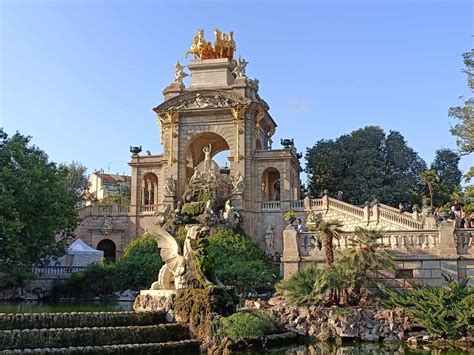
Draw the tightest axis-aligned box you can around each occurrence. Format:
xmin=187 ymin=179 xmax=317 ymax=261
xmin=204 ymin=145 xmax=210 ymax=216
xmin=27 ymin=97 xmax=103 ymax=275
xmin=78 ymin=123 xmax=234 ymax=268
xmin=185 ymin=29 xmax=236 ymax=60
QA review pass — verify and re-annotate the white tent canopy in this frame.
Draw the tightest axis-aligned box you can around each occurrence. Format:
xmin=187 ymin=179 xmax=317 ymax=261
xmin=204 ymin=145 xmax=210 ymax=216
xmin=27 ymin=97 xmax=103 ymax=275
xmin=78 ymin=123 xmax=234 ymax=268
xmin=58 ymin=238 xmax=104 ymax=267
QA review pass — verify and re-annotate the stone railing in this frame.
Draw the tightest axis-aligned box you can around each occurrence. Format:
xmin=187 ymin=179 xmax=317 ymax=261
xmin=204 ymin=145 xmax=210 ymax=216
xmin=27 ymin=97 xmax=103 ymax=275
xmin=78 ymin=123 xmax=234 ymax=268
xmin=296 ymin=230 xmax=441 ymax=256
xmin=290 ymin=200 xmax=304 ymax=210
xmin=139 ymin=205 xmax=158 ymax=213
xmin=261 ymin=201 xmax=281 ymax=211
xmin=327 ymin=198 xmax=365 ymax=218
xmin=455 ymin=228 xmax=474 ymax=254
xmin=77 ymin=204 xmax=130 ymax=218
xmin=377 ymin=205 xmax=423 ymax=230
xmin=306 ymin=195 xmax=423 ymax=230
xmin=32 ymin=266 xmax=88 ymax=275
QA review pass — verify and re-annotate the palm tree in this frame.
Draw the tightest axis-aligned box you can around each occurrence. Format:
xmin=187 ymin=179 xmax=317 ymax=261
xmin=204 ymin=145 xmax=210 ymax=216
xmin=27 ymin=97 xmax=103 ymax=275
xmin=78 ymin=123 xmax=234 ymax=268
xmin=315 ymin=220 xmax=344 ymax=265
xmin=340 ymin=227 xmax=395 ymax=305
xmin=420 ymin=169 xmax=440 ymax=208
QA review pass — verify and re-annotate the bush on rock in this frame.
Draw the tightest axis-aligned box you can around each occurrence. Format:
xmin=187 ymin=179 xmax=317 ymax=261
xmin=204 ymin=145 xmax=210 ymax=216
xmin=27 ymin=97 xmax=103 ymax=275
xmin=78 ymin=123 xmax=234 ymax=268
xmin=214 ymin=310 xmax=282 ymax=341
xmin=206 ymin=228 xmax=280 ymax=294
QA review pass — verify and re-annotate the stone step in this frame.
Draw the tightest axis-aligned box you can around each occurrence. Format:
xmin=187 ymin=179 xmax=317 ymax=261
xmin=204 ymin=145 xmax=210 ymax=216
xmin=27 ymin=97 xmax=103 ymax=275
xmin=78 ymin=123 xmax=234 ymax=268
xmin=0 ymin=324 xmax=190 ymax=350
xmin=0 ymin=311 xmax=166 ymax=330
xmin=0 ymin=339 xmax=201 ymax=354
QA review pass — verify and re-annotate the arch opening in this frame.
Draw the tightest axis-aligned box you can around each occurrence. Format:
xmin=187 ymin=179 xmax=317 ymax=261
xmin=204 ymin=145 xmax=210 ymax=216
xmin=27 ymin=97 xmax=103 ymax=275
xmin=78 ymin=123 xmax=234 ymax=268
xmin=97 ymin=239 xmax=116 ymax=263
xmin=262 ymin=167 xmax=281 ymax=201
xmin=185 ymin=132 xmax=230 ymax=181
xmin=142 ymin=173 xmax=158 ymax=205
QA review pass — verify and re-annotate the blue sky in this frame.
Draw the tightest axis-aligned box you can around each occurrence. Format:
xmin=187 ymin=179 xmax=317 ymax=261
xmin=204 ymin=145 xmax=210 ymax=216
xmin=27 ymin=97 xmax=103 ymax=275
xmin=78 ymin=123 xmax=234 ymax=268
xmin=1 ymin=0 xmax=472 ymax=180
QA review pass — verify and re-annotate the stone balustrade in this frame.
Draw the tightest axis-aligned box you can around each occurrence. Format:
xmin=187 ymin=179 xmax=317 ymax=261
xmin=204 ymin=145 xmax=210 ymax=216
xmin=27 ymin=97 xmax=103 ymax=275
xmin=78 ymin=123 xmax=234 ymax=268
xmin=77 ymin=204 xmax=130 ymax=217
xmin=261 ymin=201 xmax=281 ymax=211
xmin=139 ymin=205 xmax=158 ymax=213
xmin=32 ymin=266 xmax=88 ymax=275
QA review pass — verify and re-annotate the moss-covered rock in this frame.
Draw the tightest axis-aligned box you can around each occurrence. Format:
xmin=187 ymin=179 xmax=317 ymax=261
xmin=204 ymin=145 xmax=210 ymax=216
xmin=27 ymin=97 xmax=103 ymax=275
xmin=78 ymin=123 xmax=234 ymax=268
xmin=174 ymin=286 xmax=238 ymax=342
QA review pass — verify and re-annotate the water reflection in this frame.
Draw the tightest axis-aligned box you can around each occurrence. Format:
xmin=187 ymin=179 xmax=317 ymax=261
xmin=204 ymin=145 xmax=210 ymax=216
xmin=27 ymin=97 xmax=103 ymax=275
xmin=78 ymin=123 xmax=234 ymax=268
xmin=248 ymin=342 xmax=473 ymax=355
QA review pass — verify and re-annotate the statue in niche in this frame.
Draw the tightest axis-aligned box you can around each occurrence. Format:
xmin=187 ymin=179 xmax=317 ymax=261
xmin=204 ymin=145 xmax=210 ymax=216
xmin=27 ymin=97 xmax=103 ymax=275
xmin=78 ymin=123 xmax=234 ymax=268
xmin=174 ymin=61 xmax=188 ymax=83
xmin=232 ymin=56 xmax=248 ymax=78
xmin=265 ymin=225 xmax=275 ymax=256
xmin=231 ymin=171 xmax=244 ymax=194
xmin=165 ymin=176 xmax=176 ymax=195
xmin=203 ymin=143 xmax=212 ymax=171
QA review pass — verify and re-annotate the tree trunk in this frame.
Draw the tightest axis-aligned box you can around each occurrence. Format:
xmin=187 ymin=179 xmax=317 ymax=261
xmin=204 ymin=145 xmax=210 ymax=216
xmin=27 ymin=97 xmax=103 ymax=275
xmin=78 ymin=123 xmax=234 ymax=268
xmin=323 ymin=233 xmax=334 ymax=265
xmin=428 ymin=183 xmax=433 ymax=207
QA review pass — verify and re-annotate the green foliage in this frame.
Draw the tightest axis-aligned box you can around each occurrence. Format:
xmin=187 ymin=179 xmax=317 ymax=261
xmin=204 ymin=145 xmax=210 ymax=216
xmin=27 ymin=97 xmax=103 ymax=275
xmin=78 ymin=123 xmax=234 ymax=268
xmin=52 ymin=234 xmax=162 ymax=298
xmin=100 ymin=195 xmax=127 ymax=205
xmin=57 ymin=161 xmax=87 ymax=197
xmin=382 ymin=277 xmax=474 ymax=337
xmin=0 ymin=129 xmax=78 ymax=288
xmin=206 ymin=229 xmax=279 ymax=294
xmin=214 ymin=310 xmax=281 ymax=340
xmin=111 ymin=234 xmax=162 ymax=291
xmin=305 ymin=126 xmax=426 ymax=206
xmin=283 ymin=210 xmax=296 ymax=221
xmin=430 ymin=149 xmax=462 ymax=207
xmin=276 ymin=265 xmax=329 ymax=305
xmin=277 ymin=228 xmax=394 ymax=307
xmin=448 ymin=50 xmax=474 ymax=155
xmin=174 ymin=286 xmax=238 ymax=341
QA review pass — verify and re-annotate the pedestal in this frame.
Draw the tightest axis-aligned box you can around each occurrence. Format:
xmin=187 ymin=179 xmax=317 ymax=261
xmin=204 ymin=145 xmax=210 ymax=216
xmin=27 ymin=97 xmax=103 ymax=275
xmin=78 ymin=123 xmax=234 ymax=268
xmin=133 ymin=289 xmax=176 ymax=312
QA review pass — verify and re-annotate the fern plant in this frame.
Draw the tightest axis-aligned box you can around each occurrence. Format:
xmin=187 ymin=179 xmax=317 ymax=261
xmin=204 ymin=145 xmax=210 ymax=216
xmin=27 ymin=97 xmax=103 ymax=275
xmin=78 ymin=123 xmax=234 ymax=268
xmin=382 ymin=276 xmax=474 ymax=337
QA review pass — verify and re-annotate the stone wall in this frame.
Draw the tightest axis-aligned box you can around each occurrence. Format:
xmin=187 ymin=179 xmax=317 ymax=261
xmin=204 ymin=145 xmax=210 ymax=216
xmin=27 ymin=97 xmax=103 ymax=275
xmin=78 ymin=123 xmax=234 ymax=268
xmin=282 ymin=224 xmax=474 ymax=287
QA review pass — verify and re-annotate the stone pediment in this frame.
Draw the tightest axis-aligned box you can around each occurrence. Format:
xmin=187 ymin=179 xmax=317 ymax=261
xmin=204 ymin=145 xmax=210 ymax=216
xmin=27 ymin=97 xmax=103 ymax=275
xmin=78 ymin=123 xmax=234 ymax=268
xmin=153 ymin=89 xmax=251 ymax=113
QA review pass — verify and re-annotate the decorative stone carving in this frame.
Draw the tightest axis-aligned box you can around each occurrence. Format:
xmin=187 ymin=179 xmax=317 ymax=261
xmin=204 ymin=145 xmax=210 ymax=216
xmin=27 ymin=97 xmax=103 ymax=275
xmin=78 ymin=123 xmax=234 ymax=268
xmin=222 ymin=199 xmax=240 ymax=229
xmin=153 ymin=89 xmax=250 ymax=113
xmin=231 ymin=171 xmax=244 ymax=194
xmin=100 ymin=217 xmax=114 ymax=235
xmin=165 ymin=176 xmax=176 ymax=195
xmin=203 ymin=143 xmax=212 ymax=171
xmin=232 ymin=56 xmax=248 ymax=78
xmin=150 ymin=225 xmax=211 ymax=291
xmin=173 ymin=61 xmax=188 ymax=83
xmin=265 ymin=225 xmax=275 ymax=256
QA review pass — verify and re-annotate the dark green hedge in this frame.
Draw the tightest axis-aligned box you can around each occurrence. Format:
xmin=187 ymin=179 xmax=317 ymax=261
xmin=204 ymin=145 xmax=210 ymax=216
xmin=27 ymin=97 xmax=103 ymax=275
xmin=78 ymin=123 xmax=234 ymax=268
xmin=0 ymin=324 xmax=189 ymax=350
xmin=0 ymin=311 xmax=165 ymax=330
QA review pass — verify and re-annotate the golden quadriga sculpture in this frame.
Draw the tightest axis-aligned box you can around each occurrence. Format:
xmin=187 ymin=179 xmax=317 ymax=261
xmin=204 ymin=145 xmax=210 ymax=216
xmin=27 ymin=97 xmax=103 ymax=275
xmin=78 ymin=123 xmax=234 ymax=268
xmin=186 ymin=29 xmax=236 ymax=60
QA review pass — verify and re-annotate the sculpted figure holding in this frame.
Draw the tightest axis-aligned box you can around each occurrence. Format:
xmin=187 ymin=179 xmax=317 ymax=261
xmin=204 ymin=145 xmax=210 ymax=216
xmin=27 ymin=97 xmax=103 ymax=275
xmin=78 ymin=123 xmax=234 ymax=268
xmin=203 ymin=143 xmax=212 ymax=171
xmin=265 ymin=225 xmax=275 ymax=256
xmin=190 ymin=166 xmax=202 ymax=184
xmin=231 ymin=171 xmax=245 ymax=194
xmin=165 ymin=175 xmax=176 ymax=195
xmin=174 ymin=61 xmax=188 ymax=82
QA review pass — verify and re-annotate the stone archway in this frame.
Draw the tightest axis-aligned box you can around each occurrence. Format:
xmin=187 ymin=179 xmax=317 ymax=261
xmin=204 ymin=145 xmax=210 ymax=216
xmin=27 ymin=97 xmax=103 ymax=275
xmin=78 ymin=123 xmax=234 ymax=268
xmin=262 ymin=167 xmax=281 ymax=201
xmin=97 ymin=239 xmax=116 ymax=263
xmin=184 ymin=132 xmax=231 ymax=181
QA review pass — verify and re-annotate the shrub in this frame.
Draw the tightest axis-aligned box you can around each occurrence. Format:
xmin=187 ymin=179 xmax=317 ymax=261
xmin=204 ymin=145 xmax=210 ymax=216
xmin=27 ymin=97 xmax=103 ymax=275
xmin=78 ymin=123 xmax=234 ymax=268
xmin=276 ymin=265 xmax=329 ymax=306
xmin=206 ymin=229 xmax=280 ymax=294
xmin=52 ymin=234 xmax=161 ymax=298
xmin=214 ymin=310 xmax=281 ymax=340
xmin=382 ymin=277 xmax=474 ymax=337
xmin=277 ymin=228 xmax=395 ymax=306
xmin=111 ymin=234 xmax=162 ymax=291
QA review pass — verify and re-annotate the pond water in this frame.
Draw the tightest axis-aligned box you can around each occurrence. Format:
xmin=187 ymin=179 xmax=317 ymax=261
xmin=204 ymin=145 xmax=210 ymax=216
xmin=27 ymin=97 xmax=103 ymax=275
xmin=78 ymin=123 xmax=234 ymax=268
xmin=260 ymin=342 xmax=474 ymax=355
xmin=252 ymin=342 xmax=473 ymax=354
xmin=0 ymin=301 xmax=133 ymax=313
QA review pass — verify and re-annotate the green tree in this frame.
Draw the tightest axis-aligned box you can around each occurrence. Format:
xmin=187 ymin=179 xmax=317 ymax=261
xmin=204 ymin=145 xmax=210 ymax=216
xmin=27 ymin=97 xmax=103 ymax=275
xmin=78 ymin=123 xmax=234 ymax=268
xmin=206 ymin=229 xmax=279 ymax=294
xmin=448 ymin=50 xmax=474 ymax=155
xmin=0 ymin=129 xmax=78 ymax=287
xmin=420 ymin=169 xmax=440 ymax=208
xmin=430 ymin=148 xmax=462 ymax=206
xmin=57 ymin=161 xmax=88 ymax=197
xmin=305 ymin=126 xmax=426 ymax=206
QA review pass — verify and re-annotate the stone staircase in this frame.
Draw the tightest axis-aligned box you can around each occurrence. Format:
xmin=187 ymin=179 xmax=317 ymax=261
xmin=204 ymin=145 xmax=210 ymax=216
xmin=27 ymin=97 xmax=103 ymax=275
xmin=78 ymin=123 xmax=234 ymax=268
xmin=0 ymin=311 xmax=200 ymax=354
